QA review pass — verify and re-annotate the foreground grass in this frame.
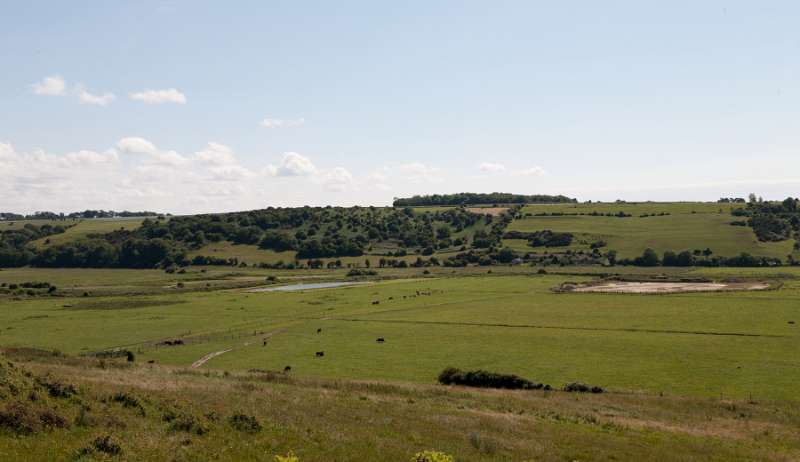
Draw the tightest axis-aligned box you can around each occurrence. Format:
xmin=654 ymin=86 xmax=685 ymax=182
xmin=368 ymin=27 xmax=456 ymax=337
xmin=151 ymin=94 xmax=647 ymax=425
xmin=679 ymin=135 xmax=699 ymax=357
xmin=2 ymin=352 xmax=800 ymax=461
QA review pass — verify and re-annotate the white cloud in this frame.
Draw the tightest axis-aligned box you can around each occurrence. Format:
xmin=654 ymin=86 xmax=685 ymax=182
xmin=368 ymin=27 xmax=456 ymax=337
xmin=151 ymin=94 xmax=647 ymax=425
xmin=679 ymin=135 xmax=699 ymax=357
xmin=129 ymin=88 xmax=187 ymax=104
xmin=76 ymin=87 xmax=115 ymax=106
xmin=515 ymin=166 xmax=546 ymax=176
xmin=267 ymin=152 xmax=317 ymax=177
xmin=479 ymin=162 xmax=506 ymax=173
xmin=117 ymin=137 xmax=158 ymax=155
xmin=399 ymin=162 xmax=441 ymax=182
xmin=322 ymin=167 xmax=354 ymax=192
xmin=116 ymin=137 xmax=188 ymax=166
xmin=60 ymin=150 xmax=118 ymax=166
xmin=194 ymin=142 xmax=236 ymax=165
xmin=30 ymin=76 xmax=66 ymax=96
xmin=0 ymin=139 xmax=277 ymax=214
xmin=261 ymin=118 xmax=305 ymax=128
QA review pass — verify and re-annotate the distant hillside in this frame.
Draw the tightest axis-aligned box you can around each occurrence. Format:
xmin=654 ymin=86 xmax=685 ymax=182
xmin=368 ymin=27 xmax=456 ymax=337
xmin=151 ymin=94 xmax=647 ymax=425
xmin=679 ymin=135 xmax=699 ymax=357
xmin=392 ymin=193 xmax=577 ymax=207
xmin=0 ymin=210 xmax=163 ymax=221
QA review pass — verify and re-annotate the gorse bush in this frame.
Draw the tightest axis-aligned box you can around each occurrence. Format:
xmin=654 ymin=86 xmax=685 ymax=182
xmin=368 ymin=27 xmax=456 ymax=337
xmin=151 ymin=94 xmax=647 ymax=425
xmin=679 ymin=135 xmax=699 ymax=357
xmin=274 ymin=451 xmax=300 ymax=462
xmin=411 ymin=450 xmax=455 ymax=462
xmin=438 ymin=367 xmax=549 ymax=390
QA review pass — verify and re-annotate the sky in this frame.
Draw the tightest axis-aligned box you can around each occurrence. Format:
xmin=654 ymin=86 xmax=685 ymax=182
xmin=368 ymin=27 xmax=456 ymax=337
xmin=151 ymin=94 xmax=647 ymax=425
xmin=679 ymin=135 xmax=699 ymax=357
xmin=1 ymin=1 xmax=799 ymax=214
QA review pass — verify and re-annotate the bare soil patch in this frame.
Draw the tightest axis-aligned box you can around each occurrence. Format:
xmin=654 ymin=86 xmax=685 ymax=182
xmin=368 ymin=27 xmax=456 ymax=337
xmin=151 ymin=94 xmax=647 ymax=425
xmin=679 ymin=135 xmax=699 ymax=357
xmin=567 ymin=281 xmax=770 ymax=294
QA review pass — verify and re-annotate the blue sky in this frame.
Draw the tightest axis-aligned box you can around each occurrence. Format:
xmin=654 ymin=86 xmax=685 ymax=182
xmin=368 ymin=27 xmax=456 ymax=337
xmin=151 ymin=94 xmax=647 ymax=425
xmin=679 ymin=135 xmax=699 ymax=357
xmin=1 ymin=1 xmax=799 ymax=213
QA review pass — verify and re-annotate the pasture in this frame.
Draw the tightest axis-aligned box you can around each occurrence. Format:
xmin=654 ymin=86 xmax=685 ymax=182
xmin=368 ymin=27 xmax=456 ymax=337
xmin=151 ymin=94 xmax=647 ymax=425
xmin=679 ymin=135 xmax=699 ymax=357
xmin=30 ymin=217 xmax=148 ymax=248
xmin=507 ymin=203 xmax=795 ymax=259
xmin=2 ymin=266 xmax=799 ymax=401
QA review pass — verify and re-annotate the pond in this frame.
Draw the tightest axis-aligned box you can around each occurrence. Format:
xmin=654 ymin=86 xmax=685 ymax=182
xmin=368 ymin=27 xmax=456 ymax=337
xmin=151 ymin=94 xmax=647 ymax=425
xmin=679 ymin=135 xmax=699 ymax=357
xmin=249 ymin=281 xmax=371 ymax=292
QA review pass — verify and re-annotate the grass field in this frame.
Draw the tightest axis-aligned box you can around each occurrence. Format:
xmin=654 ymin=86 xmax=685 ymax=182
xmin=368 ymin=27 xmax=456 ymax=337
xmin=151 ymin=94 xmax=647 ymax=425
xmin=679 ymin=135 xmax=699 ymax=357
xmin=30 ymin=217 xmax=148 ymax=248
xmin=2 ymin=267 xmax=799 ymax=401
xmin=5 ymin=353 xmax=800 ymax=461
xmin=1 ymin=219 xmax=76 ymax=230
xmin=507 ymin=203 xmax=796 ymax=259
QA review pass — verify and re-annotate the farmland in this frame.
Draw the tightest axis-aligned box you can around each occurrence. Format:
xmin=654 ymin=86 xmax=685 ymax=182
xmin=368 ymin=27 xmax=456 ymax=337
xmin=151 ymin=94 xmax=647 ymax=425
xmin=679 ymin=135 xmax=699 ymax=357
xmin=2 ymin=265 xmax=799 ymax=401
xmin=30 ymin=217 xmax=148 ymax=248
xmin=506 ymin=202 xmax=796 ymax=259
xmin=3 ymin=201 xmax=800 ymax=460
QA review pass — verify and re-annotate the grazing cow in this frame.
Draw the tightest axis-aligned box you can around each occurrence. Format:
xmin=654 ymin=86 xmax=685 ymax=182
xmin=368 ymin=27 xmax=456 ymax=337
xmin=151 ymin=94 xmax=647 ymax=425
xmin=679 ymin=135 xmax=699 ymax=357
xmin=147 ymin=360 xmax=155 ymax=364
xmin=372 ymin=300 xmax=380 ymax=305
xmin=284 ymin=366 xmax=292 ymax=372
xmin=789 ymin=321 xmax=796 ymax=325
xmin=376 ymin=337 xmax=385 ymax=343
xmin=315 ymin=351 xmax=325 ymax=357
xmin=263 ymin=340 xmax=268 ymax=346
xmin=317 ymin=328 xmax=322 ymax=333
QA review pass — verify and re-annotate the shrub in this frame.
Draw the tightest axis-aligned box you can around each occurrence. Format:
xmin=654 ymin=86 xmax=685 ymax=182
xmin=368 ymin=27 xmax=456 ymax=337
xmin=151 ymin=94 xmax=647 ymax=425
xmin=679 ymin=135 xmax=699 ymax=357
xmin=563 ymin=382 xmax=604 ymax=393
xmin=36 ymin=377 xmax=77 ymax=398
xmin=228 ymin=413 xmax=262 ymax=433
xmin=412 ymin=450 xmax=455 ymax=462
xmin=437 ymin=367 xmax=548 ymax=390
xmin=110 ymin=392 xmax=141 ymax=409
xmin=78 ymin=435 xmax=123 ymax=457
xmin=0 ymin=401 xmax=68 ymax=435
xmin=168 ymin=413 xmax=209 ymax=435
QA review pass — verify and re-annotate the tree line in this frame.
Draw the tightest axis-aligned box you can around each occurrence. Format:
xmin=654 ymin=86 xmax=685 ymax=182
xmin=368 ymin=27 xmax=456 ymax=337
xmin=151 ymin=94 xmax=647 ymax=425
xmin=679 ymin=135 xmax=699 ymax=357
xmin=392 ymin=192 xmax=576 ymax=207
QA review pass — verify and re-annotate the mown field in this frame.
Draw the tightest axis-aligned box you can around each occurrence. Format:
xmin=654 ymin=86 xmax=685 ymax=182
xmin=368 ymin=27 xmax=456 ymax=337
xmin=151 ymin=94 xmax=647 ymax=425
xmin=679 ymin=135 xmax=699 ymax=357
xmin=506 ymin=202 xmax=796 ymax=259
xmin=2 ymin=266 xmax=799 ymax=402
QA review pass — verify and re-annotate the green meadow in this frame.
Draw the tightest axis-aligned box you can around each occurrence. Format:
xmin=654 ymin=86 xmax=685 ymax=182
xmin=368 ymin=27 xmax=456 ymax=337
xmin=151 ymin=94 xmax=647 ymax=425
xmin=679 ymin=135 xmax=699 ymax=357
xmin=3 ymin=268 xmax=799 ymax=401
xmin=507 ymin=202 xmax=796 ymax=259
xmin=30 ymin=217 xmax=147 ymax=248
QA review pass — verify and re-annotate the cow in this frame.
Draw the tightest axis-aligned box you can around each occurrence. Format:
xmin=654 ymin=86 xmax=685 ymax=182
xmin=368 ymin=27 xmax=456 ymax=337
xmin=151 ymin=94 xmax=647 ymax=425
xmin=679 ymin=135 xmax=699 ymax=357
xmin=315 ymin=351 xmax=325 ymax=357
xmin=376 ymin=337 xmax=385 ymax=343
xmin=317 ymin=328 xmax=322 ymax=333
xmin=284 ymin=366 xmax=292 ymax=372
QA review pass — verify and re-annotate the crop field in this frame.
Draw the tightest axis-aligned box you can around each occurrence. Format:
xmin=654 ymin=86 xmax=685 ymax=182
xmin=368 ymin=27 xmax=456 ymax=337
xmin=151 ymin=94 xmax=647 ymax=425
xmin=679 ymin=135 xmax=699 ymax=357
xmin=2 ymin=267 xmax=799 ymax=401
xmin=507 ymin=203 xmax=796 ymax=259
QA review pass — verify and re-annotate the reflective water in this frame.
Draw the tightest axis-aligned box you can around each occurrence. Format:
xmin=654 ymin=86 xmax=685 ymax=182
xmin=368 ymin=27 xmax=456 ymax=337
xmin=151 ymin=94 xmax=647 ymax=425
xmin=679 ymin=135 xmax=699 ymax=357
xmin=250 ymin=281 xmax=371 ymax=292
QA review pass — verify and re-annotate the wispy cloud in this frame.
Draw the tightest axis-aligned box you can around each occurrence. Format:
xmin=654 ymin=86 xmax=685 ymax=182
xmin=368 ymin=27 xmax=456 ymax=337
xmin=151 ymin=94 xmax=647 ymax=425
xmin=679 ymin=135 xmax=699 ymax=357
xmin=76 ymin=86 xmax=115 ymax=106
xmin=479 ymin=162 xmax=506 ymax=173
xmin=30 ymin=75 xmax=66 ymax=96
xmin=129 ymin=88 xmax=187 ymax=104
xmin=261 ymin=117 xmax=305 ymax=128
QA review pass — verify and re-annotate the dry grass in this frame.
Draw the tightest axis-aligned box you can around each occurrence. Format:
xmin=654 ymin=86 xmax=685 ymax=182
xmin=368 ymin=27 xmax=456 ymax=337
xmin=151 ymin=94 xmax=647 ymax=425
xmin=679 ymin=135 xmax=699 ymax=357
xmin=3 ymin=353 xmax=800 ymax=461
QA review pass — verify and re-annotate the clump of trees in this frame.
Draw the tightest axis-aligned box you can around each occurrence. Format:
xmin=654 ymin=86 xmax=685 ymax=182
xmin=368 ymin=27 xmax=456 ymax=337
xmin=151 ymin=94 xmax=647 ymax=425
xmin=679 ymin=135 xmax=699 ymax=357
xmin=437 ymin=367 xmax=550 ymax=390
xmin=503 ymin=230 xmax=573 ymax=247
xmin=617 ymin=248 xmax=782 ymax=267
xmin=393 ymin=192 xmax=576 ymax=207
xmin=0 ymin=223 xmax=70 ymax=267
xmin=732 ymin=196 xmax=800 ymax=242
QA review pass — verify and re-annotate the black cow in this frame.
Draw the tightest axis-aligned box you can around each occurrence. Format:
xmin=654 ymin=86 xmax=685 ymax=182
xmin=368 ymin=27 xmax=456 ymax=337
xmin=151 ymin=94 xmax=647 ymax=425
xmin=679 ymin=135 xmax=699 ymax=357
xmin=315 ymin=351 xmax=325 ymax=357
xmin=376 ymin=338 xmax=385 ymax=343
